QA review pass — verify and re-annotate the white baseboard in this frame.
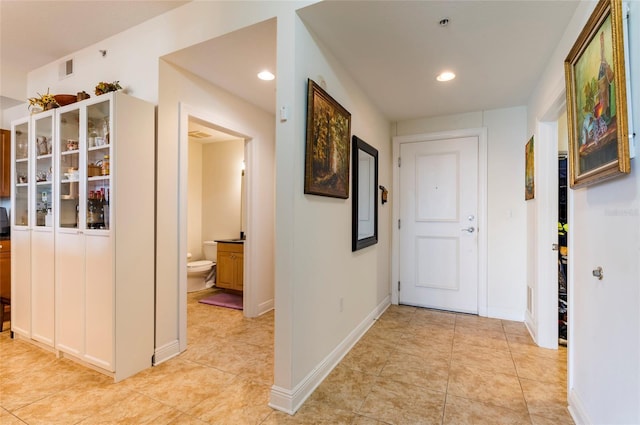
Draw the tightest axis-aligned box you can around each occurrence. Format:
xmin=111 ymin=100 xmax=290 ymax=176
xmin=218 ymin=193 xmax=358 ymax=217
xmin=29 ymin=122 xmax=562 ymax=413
xmin=153 ymin=340 xmax=181 ymax=366
xmin=258 ymin=298 xmax=274 ymax=316
xmin=269 ymin=295 xmax=391 ymax=414
xmin=568 ymin=388 xmax=590 ymax=425
xmin=487 ymin=307 xmax=525 ymax=322
xmin=524 ymin=310 xmax=537 ymax=342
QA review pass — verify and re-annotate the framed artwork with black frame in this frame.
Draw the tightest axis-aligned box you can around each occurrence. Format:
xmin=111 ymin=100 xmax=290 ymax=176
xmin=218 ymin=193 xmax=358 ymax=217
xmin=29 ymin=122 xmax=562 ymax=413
xmin=352 ymin=135 xmax=378 ymax=251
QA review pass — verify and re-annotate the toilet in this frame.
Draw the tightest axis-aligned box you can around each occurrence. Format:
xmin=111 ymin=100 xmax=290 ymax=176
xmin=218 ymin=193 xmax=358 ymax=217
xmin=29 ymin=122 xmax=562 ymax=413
xmin=187 ymin=241 xmax=217 ymax=292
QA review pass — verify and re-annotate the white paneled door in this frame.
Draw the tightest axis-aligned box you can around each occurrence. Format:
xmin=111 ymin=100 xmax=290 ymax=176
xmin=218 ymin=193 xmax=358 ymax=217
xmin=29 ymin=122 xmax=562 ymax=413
xmin=399 ymin=137 xmax=479 ymax=313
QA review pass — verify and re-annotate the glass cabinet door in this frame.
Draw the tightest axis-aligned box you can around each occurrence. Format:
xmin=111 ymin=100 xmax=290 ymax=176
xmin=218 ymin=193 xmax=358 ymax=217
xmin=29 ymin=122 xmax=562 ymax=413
xmin=58 ymin=108 xmax=81 ymax=229
xmin=33 ymin=112 xmax=55 ymax=228
xmin=86 ymin=100 xmax=111 ymax=230
xmin=12 ymin=120 xmax=30 ymax=226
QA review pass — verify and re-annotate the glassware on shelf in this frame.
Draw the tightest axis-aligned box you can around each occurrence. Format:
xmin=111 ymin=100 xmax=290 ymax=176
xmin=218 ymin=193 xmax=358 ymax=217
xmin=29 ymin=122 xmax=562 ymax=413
xmin=102 ymin=118 xmax=110 ymax=144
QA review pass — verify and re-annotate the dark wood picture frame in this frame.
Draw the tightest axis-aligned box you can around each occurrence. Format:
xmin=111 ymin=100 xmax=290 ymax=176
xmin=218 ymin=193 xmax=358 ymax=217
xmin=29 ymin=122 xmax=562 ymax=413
xmin=564 ymin=0 xmax=630 ymax=188
xmin=352 ymin=135 xmax=378 ymax=251
xmin=304 ymin=79 xmax=351 ymax=198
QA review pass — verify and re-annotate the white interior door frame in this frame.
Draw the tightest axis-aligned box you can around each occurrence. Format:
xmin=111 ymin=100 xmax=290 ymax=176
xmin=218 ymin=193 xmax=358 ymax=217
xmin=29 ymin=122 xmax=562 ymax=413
xmin=177 ymin=103 xmax=253 ymax=352
xmin=392 ymin=128 xmax=488 ymax=316
xmin=531 ymin=88 xmax=566 ymax=351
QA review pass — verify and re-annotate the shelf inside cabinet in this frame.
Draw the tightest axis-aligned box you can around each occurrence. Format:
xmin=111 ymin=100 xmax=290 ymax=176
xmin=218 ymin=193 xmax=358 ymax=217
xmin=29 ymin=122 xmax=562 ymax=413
xmin=15 ymin=157 xmax=29 ymax=163
xmin=88 ymin=176 xmax=110 ymax=182
xmin=61 ymin=150 xmax=79 ymax=156
xmin=36 ymin=154 xmax=53 ymax=160
xmin=88 ymin=144 xmax=110 ymax=152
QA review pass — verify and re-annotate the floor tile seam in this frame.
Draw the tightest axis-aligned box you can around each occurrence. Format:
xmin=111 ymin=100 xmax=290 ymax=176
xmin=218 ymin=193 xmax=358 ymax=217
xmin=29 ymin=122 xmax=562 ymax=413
xmin=5 ymin=389 xmax=67 ymax=417
xmin=443 ymin=321 xmax=455 ymax=418
xmin=10 ymin=402 xmax=95 ymax=425
xmin=351 ymin=357 xmax=394 ymax=417
xmin=179 ymin=357 xmax=243 ymax=380
xmin=517 ymin=374 xmax=568 ymax=387
xmin=511 ymin=351 xmax=568 ymax=364
xmin=351 ymin=411 xmax=394 ymax=424
xmin=514 ymin=372 xmax=537 ymax=421
xmin=442 ymin=392 xmax=534 ymax=421
xmin=126 ymin=389 xmax=195 ymax=419
xmin=448 ymin=359 xmax=519 ymax=377
xmin=1 ymin=409 xmax=27 ymax=425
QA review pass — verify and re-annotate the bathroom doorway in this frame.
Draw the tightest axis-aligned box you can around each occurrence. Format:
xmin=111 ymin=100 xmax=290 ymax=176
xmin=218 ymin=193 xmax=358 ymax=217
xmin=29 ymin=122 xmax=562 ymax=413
xmin=154 ymin=18 xmax=276 ymax=364
xmin=178 ymin=103 xmax=276 ymax=353
xmin=179 ymin=107 xmax=247 ymax=350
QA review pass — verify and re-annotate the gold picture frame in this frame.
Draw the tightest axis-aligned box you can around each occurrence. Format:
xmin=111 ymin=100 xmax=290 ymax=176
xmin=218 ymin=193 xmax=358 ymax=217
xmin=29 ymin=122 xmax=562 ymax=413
xmin=304 ymin=79 xmax=351 ymax=198
xmin=525 ymin=137 xmax=535 ymax=200
xmin=564 ymin=0 xmax=630 ymax=189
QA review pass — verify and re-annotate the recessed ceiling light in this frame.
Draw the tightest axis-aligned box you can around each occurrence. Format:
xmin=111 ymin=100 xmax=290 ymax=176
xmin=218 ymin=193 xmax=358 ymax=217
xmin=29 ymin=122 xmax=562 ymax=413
xmin=437 ymin=71 xmax=456 ymax=82
xmin=257 ymin=70 xmax=275 ymax=81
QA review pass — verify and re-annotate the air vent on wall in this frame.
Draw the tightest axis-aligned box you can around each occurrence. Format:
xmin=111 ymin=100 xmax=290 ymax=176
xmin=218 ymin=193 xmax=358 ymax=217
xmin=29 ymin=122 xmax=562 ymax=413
xmin=59 ymin=58 xmax=74 ymax=79
xmin=188 ymin=130 xmax=211 ymax=139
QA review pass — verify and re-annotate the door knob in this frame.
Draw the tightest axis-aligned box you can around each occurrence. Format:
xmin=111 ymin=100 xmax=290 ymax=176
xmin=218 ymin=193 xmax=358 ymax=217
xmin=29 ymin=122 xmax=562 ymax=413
xmin=461 ymin=227 xmax=475 ymax=233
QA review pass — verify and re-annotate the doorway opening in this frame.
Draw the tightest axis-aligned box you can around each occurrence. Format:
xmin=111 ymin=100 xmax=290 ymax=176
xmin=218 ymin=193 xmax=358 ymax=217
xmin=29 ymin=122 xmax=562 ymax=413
xmin=557 ymin=110 xmax=570 ymax=346
xmin=178 ymin=105 xmax=253 ymax=352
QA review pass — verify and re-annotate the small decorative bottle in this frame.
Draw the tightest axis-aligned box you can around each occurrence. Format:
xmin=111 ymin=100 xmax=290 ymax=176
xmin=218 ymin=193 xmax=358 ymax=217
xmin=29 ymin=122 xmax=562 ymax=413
xmin=102 ymin=155 xmax=110 ymax=175
xmin=102 ymin=118 xmax=110 ymax=144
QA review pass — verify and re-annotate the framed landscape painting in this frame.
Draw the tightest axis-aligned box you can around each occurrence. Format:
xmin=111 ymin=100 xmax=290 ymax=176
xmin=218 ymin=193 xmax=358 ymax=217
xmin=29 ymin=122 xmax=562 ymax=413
xmin=304 ymin=79 xmax=351 ymax=198
xmin=564 ymin=0 xmax=630 ymax=188
xmin=525 ymin=137 xmax=535 ymax=200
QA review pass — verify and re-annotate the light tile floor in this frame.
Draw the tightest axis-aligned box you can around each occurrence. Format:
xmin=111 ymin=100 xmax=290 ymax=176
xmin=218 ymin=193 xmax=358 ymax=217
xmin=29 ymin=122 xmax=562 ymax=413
xmin=1 ymin=291 xmax=573 ymax=424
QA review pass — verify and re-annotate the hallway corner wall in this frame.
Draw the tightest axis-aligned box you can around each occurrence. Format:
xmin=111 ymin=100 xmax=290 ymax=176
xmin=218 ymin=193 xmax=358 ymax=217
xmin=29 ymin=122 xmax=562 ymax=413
xmin=527 ymin=1 xmax=640 ymax=423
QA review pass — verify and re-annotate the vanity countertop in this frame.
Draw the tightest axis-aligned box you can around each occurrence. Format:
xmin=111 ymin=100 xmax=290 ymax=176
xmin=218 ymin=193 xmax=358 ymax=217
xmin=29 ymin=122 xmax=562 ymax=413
xmin=215 ymin=238 xmax=245 ymax=244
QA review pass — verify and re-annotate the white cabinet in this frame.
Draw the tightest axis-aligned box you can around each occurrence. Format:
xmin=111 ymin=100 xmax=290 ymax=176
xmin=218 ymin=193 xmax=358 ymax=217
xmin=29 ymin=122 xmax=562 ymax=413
xmin=54 ymin=92 xmax=155 ymax=381
xmin=10 ymin=111 xmax=55 ymax=348
xmin=11 ymin=92 xmax=155 ymax=381
xmin=10 ymin=118 xmax=31 ymax=339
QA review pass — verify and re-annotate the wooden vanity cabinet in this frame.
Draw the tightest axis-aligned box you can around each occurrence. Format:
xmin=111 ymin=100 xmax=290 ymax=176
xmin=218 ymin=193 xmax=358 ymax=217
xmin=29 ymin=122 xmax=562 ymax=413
xmin=0 ymin=240 xmax=10 ymax=324
xmin=216 ymin=242 xmax=243 ymax=292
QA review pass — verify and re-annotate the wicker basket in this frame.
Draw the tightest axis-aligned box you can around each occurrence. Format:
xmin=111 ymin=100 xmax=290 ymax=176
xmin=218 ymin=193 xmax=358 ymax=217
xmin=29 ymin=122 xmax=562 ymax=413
xmin=87 ymin=164 xmax=101 ymax=177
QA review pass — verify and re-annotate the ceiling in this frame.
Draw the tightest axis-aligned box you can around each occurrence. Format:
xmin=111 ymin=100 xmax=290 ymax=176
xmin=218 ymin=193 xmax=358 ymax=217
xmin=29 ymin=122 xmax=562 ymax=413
xmin=0 ymin=0 xmax=188 ymax=107
xmin=298 ymin=1 xmax=579 ymax=121
xmin=1 ymin=1 xmax=580 ymax=123
xmin=162 ymin=18 xmax=277 ymax=115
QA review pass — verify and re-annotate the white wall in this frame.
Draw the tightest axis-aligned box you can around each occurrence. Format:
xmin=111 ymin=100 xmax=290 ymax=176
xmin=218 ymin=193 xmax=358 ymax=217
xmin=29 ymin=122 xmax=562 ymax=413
xmin=558 ymin=110 xmax=568 ymax=153
xmin=187 ymin=139 xmax=244 ymax=261
xmin=527 ymin=1 xmax=640 ymax=423
xmin=202 ymin=140 xmax=244 ymax=243
xmin=270 ymin=10 xmax=392 ymax=412
xmin=395 ymin=107 xmax=528 ymax=321
xmin=188 ymin=140 xmax=203 ymax=260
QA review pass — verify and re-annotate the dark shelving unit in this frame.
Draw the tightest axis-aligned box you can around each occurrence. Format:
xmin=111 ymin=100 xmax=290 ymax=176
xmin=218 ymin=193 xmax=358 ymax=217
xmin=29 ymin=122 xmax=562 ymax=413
xmin=558 ymin=156 xmax=568 ymax=345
